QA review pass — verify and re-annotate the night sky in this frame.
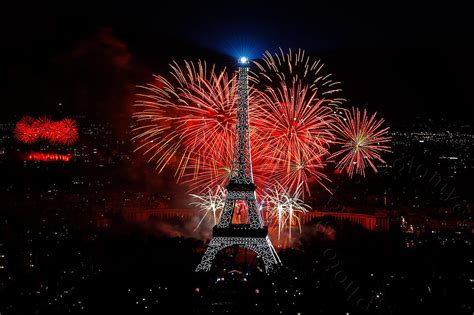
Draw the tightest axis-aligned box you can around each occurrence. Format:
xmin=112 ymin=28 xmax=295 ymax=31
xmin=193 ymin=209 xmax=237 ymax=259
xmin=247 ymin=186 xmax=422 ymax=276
xmin=1 ymin=1 xmax=472 ymax=127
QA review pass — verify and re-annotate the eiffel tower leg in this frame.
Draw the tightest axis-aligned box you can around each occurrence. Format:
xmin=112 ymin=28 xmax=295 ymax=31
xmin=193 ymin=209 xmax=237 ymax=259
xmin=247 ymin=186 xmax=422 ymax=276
xmin=195 ymin=238 xmax=226 ymax=272
xmin=196 ymin=236 xmax=281 ymax=273
xmin=242 ymin=236 xmax=281 ymax=273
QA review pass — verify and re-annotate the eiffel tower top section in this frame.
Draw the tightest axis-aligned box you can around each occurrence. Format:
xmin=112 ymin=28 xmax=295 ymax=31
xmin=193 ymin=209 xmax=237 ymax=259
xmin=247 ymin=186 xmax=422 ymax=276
xmin=227 ymin=57 xmax=255 ymax=192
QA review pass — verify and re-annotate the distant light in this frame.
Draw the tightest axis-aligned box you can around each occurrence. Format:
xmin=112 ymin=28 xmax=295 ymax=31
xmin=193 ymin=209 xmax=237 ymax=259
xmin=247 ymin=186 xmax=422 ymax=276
xmin=239 ymin=56 xmax=249 ymax=64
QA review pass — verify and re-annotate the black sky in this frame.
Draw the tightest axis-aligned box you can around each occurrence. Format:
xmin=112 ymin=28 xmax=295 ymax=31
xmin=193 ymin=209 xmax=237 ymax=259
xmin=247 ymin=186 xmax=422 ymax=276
xmin=1 ymin=1 xmax=473 ymax=127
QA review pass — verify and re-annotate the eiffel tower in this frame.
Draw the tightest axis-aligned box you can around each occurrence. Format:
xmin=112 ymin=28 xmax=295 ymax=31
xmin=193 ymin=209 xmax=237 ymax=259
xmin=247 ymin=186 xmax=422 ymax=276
xmin=195 ymin=57 xmax=281 ymax=273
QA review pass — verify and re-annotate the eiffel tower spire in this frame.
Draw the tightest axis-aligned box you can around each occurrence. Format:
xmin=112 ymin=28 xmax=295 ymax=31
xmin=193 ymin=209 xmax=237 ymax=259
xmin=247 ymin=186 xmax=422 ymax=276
xmin=195 ymin=57 xmax=281 ymax=273
xmin=228 ymin=58 xmax=254 ymax=188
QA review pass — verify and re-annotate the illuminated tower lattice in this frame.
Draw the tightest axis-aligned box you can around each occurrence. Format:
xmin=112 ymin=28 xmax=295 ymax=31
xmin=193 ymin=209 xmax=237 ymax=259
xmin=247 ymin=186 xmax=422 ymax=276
xmin=196 ymin=57 xmax=281 ymax=273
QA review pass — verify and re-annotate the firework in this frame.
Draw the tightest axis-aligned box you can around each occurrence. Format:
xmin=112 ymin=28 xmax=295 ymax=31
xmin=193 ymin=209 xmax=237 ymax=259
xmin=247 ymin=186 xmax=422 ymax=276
xmin=331 ymin=107 xmax=391 ymax=177
xmin=132 ymin=60 xmax=276 ymax=193
xmin=132 ymin=61 xmax=243 ymax=178
xmin=185 ymin=134 xmax=271 ymax=195
xmin=264 ymin=183 xmax=310 ymax=243
xmin=35 ymin=117 xmax=54 ymax=141
xmin=14 ymin=116 xmax=40 ymax=144
xmin=251 ymin=81 xmax=335 ymax=195
xmin=271 ymin=153 xmax=330 ymax=197
xmin=186 ymin=140 xmax=233 ymax=192
xmin=251 ymin=48 xmax=345 ymax=107
xmin=190 ymin=186 xmax=226 ymax=229
xmin=14 ymin=117 xmax=78 ymax=145
xmin=51 ymin=118 xmax=79 ymax=145
xmin=132 ymin=53 xmax=339 ymax=195
xmin=26 ymin=152 xmax=72 ymax=162
xmin=251 ymin=48 xmax=343 ymax=195
xmin=132 ymin=49 xmax=390 ymax=198
xmin=132 ymin=50 xmax=394 ymax=246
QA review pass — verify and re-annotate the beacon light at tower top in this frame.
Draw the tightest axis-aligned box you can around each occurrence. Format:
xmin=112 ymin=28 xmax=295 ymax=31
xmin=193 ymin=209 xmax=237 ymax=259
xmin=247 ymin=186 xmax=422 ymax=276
xmin=239 ymin=56 xmax=249 ymax=64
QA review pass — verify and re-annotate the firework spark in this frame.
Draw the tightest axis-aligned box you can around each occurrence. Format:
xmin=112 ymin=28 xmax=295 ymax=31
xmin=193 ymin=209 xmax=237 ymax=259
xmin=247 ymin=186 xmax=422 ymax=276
xmin=264 ymin=183 xmax=310 ymax=243
xmin=190 ymin=186 xmax=226 ymax=229
xmin=331 ymin=107 xmax=391 ymax=177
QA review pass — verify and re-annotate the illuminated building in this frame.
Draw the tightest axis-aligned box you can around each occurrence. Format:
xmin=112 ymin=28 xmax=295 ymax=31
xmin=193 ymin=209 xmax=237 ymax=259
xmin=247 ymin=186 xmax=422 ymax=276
xmin=195 ymin=58 xmax=281 ymax=273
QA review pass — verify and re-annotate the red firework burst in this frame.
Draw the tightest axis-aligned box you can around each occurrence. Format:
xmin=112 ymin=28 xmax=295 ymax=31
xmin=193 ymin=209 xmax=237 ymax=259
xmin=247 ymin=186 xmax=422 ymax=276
xmin=132 ymin=61 xmax=242 ymax=177
xmin=331 ymin=107 xmax=391 ymax=177
xmin=252 ymin=81 xmax=335 ymax=195
xmin=132 ymin=49 xmax=390 ymax=198
xmin=14 ymin=116 xmax=40 ymax=144
xmin=270 ymin=153 xmax=330 ymax=196
xmin=133 ymin=60 xmax=267 ymax=187
xmin=50 ymin=119 xmax=79 ymax=145
xmin=14 ymin=117 xmax=78 ymax=145
xmin=251 ymin=48 xmax=345 ymax=108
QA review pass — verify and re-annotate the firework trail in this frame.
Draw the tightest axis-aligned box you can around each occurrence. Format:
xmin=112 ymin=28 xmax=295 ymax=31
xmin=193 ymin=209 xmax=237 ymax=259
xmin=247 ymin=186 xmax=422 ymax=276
xmin=331 ymin=107 xmax=391 ymax=177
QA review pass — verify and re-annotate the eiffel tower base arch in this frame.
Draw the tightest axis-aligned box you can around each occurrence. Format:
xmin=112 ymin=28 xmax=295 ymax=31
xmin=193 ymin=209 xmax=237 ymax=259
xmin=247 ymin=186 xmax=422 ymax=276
xmin=195 ymin=235 xmax=281 ymax=273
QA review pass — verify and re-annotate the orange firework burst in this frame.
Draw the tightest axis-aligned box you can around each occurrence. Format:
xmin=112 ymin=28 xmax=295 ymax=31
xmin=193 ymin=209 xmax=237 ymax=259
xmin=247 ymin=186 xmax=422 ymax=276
xmin=331 ymin=107 xmax=391 ymax=177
